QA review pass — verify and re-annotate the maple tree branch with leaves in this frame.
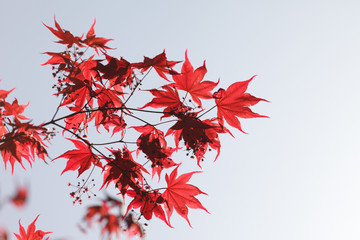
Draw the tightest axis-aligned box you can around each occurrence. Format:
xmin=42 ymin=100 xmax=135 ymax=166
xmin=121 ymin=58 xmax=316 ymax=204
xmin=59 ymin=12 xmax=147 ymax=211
xmin=0 ymin=17 xmax=268 ymax=239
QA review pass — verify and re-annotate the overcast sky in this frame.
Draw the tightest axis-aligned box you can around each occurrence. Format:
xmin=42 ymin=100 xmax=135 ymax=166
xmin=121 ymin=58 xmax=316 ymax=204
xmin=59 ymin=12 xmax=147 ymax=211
xmin=1 ymin=0 xmax=360 ymax=239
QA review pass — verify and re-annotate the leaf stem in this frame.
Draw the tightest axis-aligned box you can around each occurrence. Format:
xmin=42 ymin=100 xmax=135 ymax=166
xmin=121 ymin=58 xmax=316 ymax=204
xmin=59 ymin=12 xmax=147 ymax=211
xmin=198 ymin=104 xmax=217 ymax=118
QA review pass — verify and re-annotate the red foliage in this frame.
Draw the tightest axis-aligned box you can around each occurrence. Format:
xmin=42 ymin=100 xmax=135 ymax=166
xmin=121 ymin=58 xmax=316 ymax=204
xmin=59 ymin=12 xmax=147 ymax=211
xmin=3 ymin=99 xmax=29 ymax=121
xmin=0 ymin=121 xmax=49 ymax=173
xmin=10 ymin=186 xmax=27 ymax=208
xmin=0 ymin=80 xmax=52 ymax=172
xmin=171 ymin=50 xmax=218 ymax=106
xmin=13 ymin=215 xmax=51 ymax=240
xmin=83 ymin=19 xmax=113 ymax=55
xmin=126 ymin=189 xmax=171 ymax=227
xmin=214 ymin=75 xmax=269 ymax=132
xmin=53 ymin=139 xmax=102 ymax=177
xmin=132 ymin=51 xmax=179 ymax=81
xmin=101 ymin=147 xmax=148 ymax=195
xmin=83 ymin=196 xmax=144 ymax=239
xmin=162 ymin=166 xmax=209 ymax=227
xmin=85 ymin=201 xmax=120 ymax=239
xmin=167 ymin=111 xmax=227 ymax=166
xmin=43 ymin=17 xmax=82 ymax=48
xmin=0 ymin=18 xmax=268 ymax=240
xmin=133 ymin=124 xmax=177 ymax=179
xmin=95 ymin=55 xmax=134 ymax=88
xmin=139 ymin=85 xmax=182 ymax=113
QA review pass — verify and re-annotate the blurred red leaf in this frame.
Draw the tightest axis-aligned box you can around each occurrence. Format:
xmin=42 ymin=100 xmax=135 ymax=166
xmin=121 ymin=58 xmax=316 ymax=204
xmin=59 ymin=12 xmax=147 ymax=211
xmin=10 ymin=186 xmax=27 ymax=208
xmin=124 ymin=214 xmax=144 ymax=239
xmin=83 ymin=196 xmax=124 ymax=239
xmin=101 ymin=214 xmax=120 ymax=239
xmin=0 ymin=227 xmax=8 ymax=240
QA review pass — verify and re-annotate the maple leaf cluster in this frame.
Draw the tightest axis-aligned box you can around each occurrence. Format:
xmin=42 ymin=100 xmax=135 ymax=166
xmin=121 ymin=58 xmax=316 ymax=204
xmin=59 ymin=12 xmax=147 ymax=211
xmin=0 ymin=83 xmax=53 ymax=173
xmin=81 ymin=195 xmax=144 ymax=239
xmin=0 ymin=17 xmax=268 ymax=240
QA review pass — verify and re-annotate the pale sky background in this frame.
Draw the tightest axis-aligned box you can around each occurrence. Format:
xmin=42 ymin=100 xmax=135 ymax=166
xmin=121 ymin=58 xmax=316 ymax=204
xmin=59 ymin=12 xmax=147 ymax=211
xmin=1 ymin=0 xmax=360 ymax=239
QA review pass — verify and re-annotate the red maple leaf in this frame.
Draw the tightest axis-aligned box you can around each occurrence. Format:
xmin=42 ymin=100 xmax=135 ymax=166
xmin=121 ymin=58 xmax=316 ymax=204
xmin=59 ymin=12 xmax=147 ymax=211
xmin=90 ymin=112 xmax=126 ymax=137
xmin=3 ymin=99 xmax=30 ymax=120
xmin=133 ymin=125 xmax=177 ymax=179
xmin=83 ymin=19 xmax=113 ymax=54
xmin=101 ymin=147 xmax=148 ymax=195
xmin=132 ymin=51 xmax=180 ymax=80
xmin=162 ymin=166 xmax=209 ymax=227
xmin=95 ymin=86 xmax=123 ymax=109
xmin=78 ymin=55 xmax=98 ymax=81
xmin=214 ymin=75 xmax=268 ymax=132
xmin=53 ymin=139 xmax=101 ymax=177
xmin=41 ymin=52 xmax=72 ymax=66
xmin=13 ymin=215 xmax=51 ymax=240
xmin=64 ymin=106 xmax=89 ymax=134
xmin=166 ymin=111 xmax=226 ymax=166
xmin=139 ymin=85 xmax=183 ymax=114
xmin=43 ymin=17 xmax=82 ymax=48
xmin=126 ymin=189 xmax=171 ymax=227
xmin=95 ymin=56 xmax=134 ymax=88
xmin=87 ymin=86 xmax=125 ymax=134
xmin=198 ymin=118 xmax=230 ymax=162
xmin=58 ymin=73 xmax=94 ymax=109
xmin=171 ymin=51 xmax=218 ymax=106
xmin=0 ymin=87 xmax=14 ymax=99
